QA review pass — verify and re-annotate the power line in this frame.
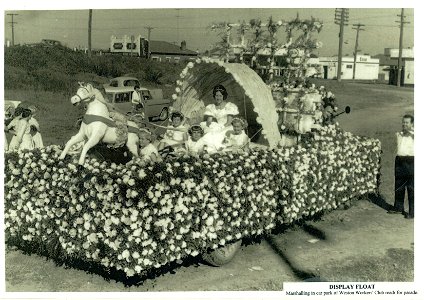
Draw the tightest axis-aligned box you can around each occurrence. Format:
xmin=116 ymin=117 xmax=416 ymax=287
xmin=145 ymin=26 xmax=155 ymax=58
xmin=7 ymin=13 xmax=18 ymax=46
xmin=88 ymin=9 xmax=92 ymax=57
xmin=396 ymin=8 xmax=410 ymax=87
xmin=352 ymin=23 xmax=365 ymax=80
xmin=335 ymin=8 xmax=349 ymax=82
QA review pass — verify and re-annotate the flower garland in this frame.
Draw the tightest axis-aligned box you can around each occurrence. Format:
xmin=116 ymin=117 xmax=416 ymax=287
xmin=4 ymin=125 xmax=381 ymax=278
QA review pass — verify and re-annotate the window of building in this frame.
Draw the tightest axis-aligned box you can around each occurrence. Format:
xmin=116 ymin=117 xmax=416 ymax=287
xmin=151 ymin=56 xmax=160 ymax=61
xmin=174 ymin=57 xmax=180 ymax=63
xmin=165 ymin=57 xmax=172 ymax=63
xmin=346 ymin=65 xmax=353 ymax=69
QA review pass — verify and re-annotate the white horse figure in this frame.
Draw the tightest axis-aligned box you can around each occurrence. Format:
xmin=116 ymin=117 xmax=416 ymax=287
xmin=59 ymin=83 xmax=140 ymax=165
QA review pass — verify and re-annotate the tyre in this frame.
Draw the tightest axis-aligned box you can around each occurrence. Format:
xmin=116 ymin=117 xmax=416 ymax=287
xmin=202 ymin=240 xmax=242 ymax=266
xmin=158 ymin=108 xmax=169 ymax=121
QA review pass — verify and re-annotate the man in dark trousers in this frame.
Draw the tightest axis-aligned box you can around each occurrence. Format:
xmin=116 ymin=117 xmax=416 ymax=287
xmin=388 ymin=114 xmax=414 ymax=219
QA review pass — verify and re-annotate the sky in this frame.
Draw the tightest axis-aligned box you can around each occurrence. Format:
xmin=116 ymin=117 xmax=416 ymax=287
xmin=2 ymin=7 xmax=414 ymax=57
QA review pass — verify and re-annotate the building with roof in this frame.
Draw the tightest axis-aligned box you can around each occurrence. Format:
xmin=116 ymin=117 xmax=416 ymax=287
xmin=318 ymin=55 xmax=380 ymax=80
xmin=149 ymin=40 xmax=198 ymax=62
xmin=109 ymin=35 xmax=198 ymax=62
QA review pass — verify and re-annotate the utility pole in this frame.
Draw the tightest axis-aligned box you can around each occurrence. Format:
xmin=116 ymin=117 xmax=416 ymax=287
xmin=145 ymin=26 xmax=154 ymax=59
xmin=352 ymin=23 xmax=365 ymax=80
xmin=88 ymin=9 xmax=92 ymax=57
xmin=7 ymin=13 xmax=18 ymax=46
xmin=335 ymin=8 xmax=349 ymax=82
xmin=395 ymin=8 xmax=409 ymax=87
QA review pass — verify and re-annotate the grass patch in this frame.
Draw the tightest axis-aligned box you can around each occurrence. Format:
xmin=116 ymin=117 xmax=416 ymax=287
xmin=317 ymin=248 xmax=414 ymax=282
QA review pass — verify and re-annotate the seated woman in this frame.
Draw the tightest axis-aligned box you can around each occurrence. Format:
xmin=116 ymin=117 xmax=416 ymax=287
xmin=158 ymin=112 xmax=188 ymax=151
xmin=223 ymin=117 xmax=250 ymax=152
xmin=201 ymin=84 xmax=240 ymax=151
xmin=204 ymin=84 xmax=239 ymax=129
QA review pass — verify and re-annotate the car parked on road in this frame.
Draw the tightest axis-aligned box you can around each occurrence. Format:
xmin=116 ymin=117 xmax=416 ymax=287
xmin=104 ymin=76 xmax=141 ymax=88
xmin=104 ymin=86 xmax=171 ymax=122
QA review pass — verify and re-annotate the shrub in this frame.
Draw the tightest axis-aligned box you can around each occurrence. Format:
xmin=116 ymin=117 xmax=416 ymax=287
xmin=4 ymin=45 xmax=182 ymax=92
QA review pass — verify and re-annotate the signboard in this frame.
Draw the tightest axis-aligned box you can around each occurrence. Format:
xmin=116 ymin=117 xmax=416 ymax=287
xmin=113 ymin=43 xmax=123 ymax=49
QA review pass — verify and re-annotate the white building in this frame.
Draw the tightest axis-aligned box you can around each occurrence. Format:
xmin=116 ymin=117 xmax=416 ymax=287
xmin=318 ymin=55 xmax=380 ymax=80
xmin=384 ymin=47 xmax=414 ymax=86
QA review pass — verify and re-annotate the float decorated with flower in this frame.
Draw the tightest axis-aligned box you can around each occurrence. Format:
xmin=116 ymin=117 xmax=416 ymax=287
xmin=4 ymin=15 xmax=381 ymax=280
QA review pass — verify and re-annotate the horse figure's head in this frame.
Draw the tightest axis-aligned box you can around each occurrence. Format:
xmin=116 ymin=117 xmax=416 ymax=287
xmin=71 ymin=82 xmax=97 ymax=106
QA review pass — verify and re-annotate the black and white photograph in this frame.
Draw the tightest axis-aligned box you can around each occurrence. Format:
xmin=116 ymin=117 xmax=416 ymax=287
xmin=1 ymin=1 xmax=421 ymax=297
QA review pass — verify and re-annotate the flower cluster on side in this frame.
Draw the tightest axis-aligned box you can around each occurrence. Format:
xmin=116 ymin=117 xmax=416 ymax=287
xmin=4 ymin=126 xmax=381 ymax=277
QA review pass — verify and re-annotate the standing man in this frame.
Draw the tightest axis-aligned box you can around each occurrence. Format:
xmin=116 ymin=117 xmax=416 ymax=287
xmin=388 ymin=114 xmax=414 ymax=219
xmin=132 ymin=85 xmax=141 ymax=104
xmin=131 ymin=85 xmax=145 ymax=117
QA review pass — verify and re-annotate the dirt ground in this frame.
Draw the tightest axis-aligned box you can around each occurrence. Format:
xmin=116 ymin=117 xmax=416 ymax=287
xmin=4 ymin=81 xmax=415 ymax=291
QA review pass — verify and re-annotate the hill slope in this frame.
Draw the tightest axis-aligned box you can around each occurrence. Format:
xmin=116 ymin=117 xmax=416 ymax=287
xmin=4 ymin=45 xmax=182 ymax=94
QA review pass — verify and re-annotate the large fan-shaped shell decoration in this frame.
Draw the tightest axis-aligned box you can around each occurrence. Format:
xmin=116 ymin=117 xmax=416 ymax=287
xmin=172 ymin=58 xmax=281 ymax=148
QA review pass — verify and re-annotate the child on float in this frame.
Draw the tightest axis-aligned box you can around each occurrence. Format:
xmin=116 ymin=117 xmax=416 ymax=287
xmin=200 ymin=113 xmax=224 ymax=134
xmin=138 ymin=128 xmax=161 ymax=162
xmin=158 ymin=111 xmax=188 ymax=151
xmin=28 ymin=105 xmax=44 ymax=149
xmin=200 ymin=113 xmax=227 ymax=152
xmin=185 ymin=125 xmax=207 ymax=155
xmin=222 ymin=117 xmax=250 ymax=152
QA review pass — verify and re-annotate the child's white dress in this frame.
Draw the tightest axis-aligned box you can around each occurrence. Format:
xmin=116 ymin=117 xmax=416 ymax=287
xmin=223 ymin=131 xmax=249 ymax=151
xmin=29 ymin=117 xmax=44 ymax=148
xmin=185 ymin=138 xmax=206 ymax=154
xmin=161 ymin=124 xmax=187 ymax=147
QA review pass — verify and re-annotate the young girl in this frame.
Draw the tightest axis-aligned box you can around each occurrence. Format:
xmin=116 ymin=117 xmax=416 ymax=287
xmin=200 ymin=114 xmax=224 ymax=134
xmin=158 ymin=112 xmax=188 ymax=150
xmin=185 ymin=125 xmax=207 ymax=155
xmin=28 ymin=105 xmax=44 ymax=149
xmin=223 ymin=117 xmax=250 ymax=152
xmin=138 ymin=128 xmax=161 ymax=162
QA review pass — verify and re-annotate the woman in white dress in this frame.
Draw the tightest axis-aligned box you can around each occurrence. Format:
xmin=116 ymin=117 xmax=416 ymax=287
xmin=202 ymin=85 xmax=240 ymax=150
xmin=7 ymin=108 xmax=34 ymax=151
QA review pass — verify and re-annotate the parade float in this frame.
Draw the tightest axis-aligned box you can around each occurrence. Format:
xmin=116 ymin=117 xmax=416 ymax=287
xmin=4 ymin=16 xmax=382 ymax=280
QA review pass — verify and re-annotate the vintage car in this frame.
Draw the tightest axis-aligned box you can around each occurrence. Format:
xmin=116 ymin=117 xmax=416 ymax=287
xmin=104 ymin=76 xmax=141 ymax=88
xmin=104 ymin=86 xmax=171 ymax=121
